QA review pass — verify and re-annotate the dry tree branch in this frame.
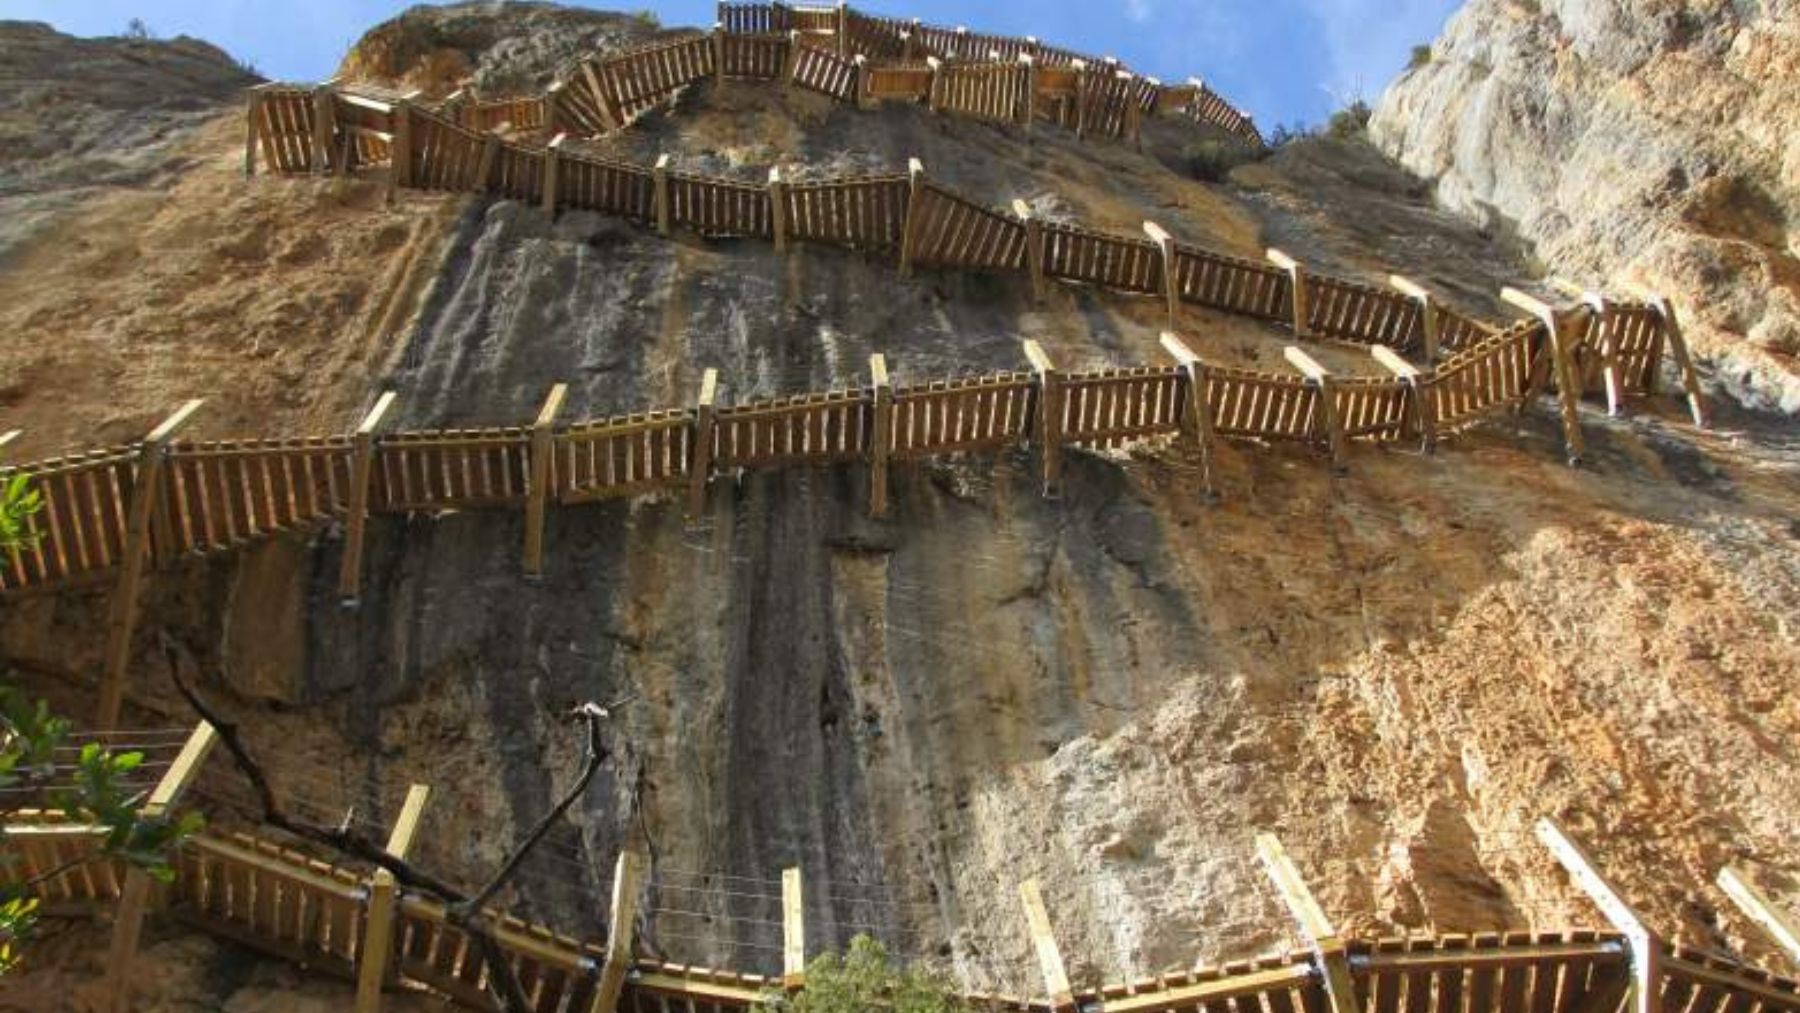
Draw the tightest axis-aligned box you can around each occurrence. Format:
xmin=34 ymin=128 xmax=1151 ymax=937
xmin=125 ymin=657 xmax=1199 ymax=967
xmin=160 ymin=638 xmax=620 ymax=1013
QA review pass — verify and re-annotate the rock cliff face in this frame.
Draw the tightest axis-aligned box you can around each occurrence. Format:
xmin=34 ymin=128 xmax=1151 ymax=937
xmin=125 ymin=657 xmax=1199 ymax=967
xmin=6 ymin=6 xmax=1800 ymax=1011
xmin=1370 ymin=0 xmax=1800 ymax=411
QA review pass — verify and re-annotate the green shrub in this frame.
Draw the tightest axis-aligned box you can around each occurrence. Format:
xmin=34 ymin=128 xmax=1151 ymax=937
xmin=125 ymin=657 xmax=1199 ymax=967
xmin=755 ymin=936 xmax=963 ymax=1013
xmin=1185 ymin=139 xmax=1257 ymax=182
xmin=1328 ymin=100 xmax=1372 ymax=139
xmin=1408 ymin=44 xmax=1432 ymax=70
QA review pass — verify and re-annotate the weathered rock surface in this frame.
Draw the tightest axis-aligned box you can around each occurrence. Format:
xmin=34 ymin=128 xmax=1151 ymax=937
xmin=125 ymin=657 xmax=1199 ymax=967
xmin=1371 ymin=0 xmax=1800 ymax=411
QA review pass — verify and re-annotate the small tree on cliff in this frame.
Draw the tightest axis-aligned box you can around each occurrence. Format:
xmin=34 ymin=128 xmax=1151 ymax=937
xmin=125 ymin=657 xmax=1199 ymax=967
xmin=755 ymin=935 xmax=965 ymax=1013
xmin=0 ymin=479 xmax=201 ymax=974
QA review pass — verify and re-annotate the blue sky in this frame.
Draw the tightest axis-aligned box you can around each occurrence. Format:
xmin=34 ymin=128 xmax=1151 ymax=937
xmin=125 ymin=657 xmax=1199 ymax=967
xmin=0 ymin=0 xmax=1461 ymax=128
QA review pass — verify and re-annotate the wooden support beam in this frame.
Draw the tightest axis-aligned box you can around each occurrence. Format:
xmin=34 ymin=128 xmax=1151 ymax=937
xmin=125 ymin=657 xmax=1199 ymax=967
xmin=783 ymin=31 xmax=803 ymax=86
xmin=388 ymin=101 xmax=412 ymax=202
xmin=835 ymin=0 xmax=849 ymax=58
xmin=1144 ymin=222 xmax=1180 ymax=331
xmin=312 ymin=86 xmax=336 ymax=173
xmin=713 ymin=23 xmax=726 ymax=85
xmin=1020 ymin=54 xmax=1037 ymax=132
xmin=543 ymin=132 xmax=566 ymax=219
xmin=782 ymin=866 xmax=806 ymax=986
xmin=1536 ymin=819 xmax=1660 ymax=1013
xmin=1256 ymin=833 xmax=1363 ymax=1013
xmin=104 ymin=720 xmax=218 ymax=1013
xmin=592 ymin=850 xmax=647 ymax=1013
xmin=524 ymin=384 xmax=567 ymax=578
xmin=1019 ymin=879 xmax=1074 ymax=1008
xmin=581 ymin=59 xmax=620 ymax=132
xmin=355 ymin=785 xmax=432 ymax=1013
xmin=687 ymin=369 xmax=718 ymax=521
xmin=1284 ymin=347 xmax=1346 ymax=473
xmin=244 ymin=90 xmax=262 ymax=177
xmin=1123 ymin=72 xmax=1144 ymax=150
xmin=654 ymin=153 xmax=672 ymax=237
xmin=1388 ymin=274 xmax=1440 ymax=362
xmin=1023 ymin=340 xmax=1062 ymax=495
xmin=1161 ymin=333 xmax=1219 ymax=500
xmin=1073 ymin=60 xmax=1089 ymax=139
xmin=899 ymin=158 xmax=927 ymax=277
xmin=1625 ymin=286 xmax=1710 ymax=429
xmin=1502 ymin=287 xmax=1588 ymax=465
xmin=1014 ymin=200 xmax=1045 ymax=302
xmin=1268 ymin=248 xmax=1310 ymax=339
xmin=869 ymin=354 xmax=893 ymax=518
xmin=1718 ymin=867 xmax=1800 ymax=968
xmin=1371 ymin=345 xmax=1437 ymax=453
xmin=476 ymin=133 xmax=500 ymax=194
xmin=0 ymin=430 xmax=18 ymax=453
xmin=98 ymin=400 xmax=203 ymax=729
xmin=770 ymin=167 xmax=789 ymax=252
xmin=925 ymin=57 xmax=943 ymax=114
xmin=338 ymin=391 xmax=397 ymax=605
xmin=853 ymin=55 xmax=869 ymax=108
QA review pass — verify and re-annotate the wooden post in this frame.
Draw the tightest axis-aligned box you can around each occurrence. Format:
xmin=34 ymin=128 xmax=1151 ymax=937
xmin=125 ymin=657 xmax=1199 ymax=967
xmin=852 ymin=54 xmax=868 ymax=108
xmin=901 ymin=28 xmax=915 ymax=62
xmin=1161 ymin=333 xmax=1219 ymax=499
xmin=387 ymin=101 xmax=413 ymax=203
xmin=1143 ymin=222 xmax=1180 ymax=331
xmin=714 ymin=23 xmax=726 ymax=84
xmin=1019 ymin=879 xmax=1074 ymax=1009
xmin=543 ymin=132 xmax=566 ymax=219
xmin=1020 ymin=54 xmax=1037 ymax=133
xmin=1371 ymin=345 xmax=1437 ymax=453
xmin=1536 ymin=819 xmax=1660 ymax=1013
xmin=592 ymin=850 xmax=647 ymax=1013
xmin=97 ymin=400 xmax=203 ymax=728
xmin=899 ymin=158 xmax=927 ymax=277
xmin=687 ymin=369 xmax=718 ymax=520
xmin=312 ymin=86 xmax=336 ymax=173
xmin=1013 ymin=200 xmax=1045 ymax=303
xmin=1502 ymin=287 xmax=1588 ymax=465
xmin=1718 ymin=867 xmax=1800 ymax=967
xmin=654 ymin=154 xmax=672 ymax=237
xmin=355 ymin=784 xmax=432 ymax=1013
xmin=869 ymin=354 xmax=893 ymax=518
xmin=1023 ymin=340 xmax=1062 ymax=495
xmin=1284 ymin=347 xmax=1346 ymax=473
xmin=1268 ymin=248 xmax=1310 ymax=339
xmin=770 ymin=167 xmax=789 ymax=252
xmin=1073 ymin=60 xmax=1089 ymax=139
xmin=339 ymin=391 xmax=397 ymax=605
xmin=476 ymin=133 xmax=501 ymax=194
xmin=925 ymin=57 xmax=943 ymax=114
xmin=1630 ymin=288 xmax=1709 ymax=429
xmin=244 ymin=90 xmax=263 ymax=177
xmin=835 ymin=0 xmax=848 ymax=58
xmin=782 ymin=866 xmax=806 ymax=986
xmin=1388 ymin=274 xmax=1440 ymax=363
xmin=1571 ymin=289 xmax=1626 ymax=417
xmin=524 ymin=384 xmax=568 ymax=578
xmin=581 ymin=59 xmax=620 ymax=132
xmin=105 ymin=721 xmax=218 ymax=1013
xmin=1123 ymin=71 xmax=1144 ymax=149
xmin=1256 ymin=834 xmax=1363 ymax=1013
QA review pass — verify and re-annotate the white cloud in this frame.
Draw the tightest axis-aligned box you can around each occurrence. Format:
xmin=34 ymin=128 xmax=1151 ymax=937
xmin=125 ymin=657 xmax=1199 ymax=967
xmin=1125 ymin=0 xmax=1154 ymax=24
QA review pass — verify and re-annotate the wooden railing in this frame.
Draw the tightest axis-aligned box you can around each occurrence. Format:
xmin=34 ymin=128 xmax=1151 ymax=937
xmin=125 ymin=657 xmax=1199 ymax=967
xmin=13 ymin=807 xmax=1800 ymax=1013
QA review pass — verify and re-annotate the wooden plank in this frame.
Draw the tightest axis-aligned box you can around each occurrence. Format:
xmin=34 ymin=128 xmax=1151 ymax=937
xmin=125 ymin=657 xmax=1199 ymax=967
xmin=1268 ymin=249 xmax=1309 ymax=339
xmin=782 ymin=866 xmax=806 ymax=985
xmin=355 ymin=870 xmax=399 ymax=1013
xmin=244 ymin=91 xmax=262 ymax=176
xmin=1160 ymin=332 xmax=1219 ymax=499
xmin=1371 ymin=345 xmax=1436 ymax=453
xmin=770 ymin=167 xmax=789 ymax=252
xmin=144 ymin=721 xmax=218 ymax=817
xmin=1284 ymin=348 xmax=1345 ymax=472
xmin=687 ymin=369 xmax=718 ymax=520
xmin=1257 ymin=833 xmax=1364 ymax=1013
xmin=312 ymin=86 xmax=336 ymax=173
xmin=524 ymin=384 xmax=569 ymax=577
xmin=1535 ymin=821 xmax=1659 ymax=1013
xmin=338 ymin=391 xmax=397 ymax=604
xmin=97 ymin=399 xmax=203 ymax=728
xmin=869 ymin=355 xmax=892 ymax=518
xmin=384 ymin=784 xmax=431 ymax=859
xmin=592 ymin=850 xmax=647 ymax=1013
xmin=544 ymin=133 xmax=566 ymax=218
xmin=1144 ymin=222 xmax=1179 ymax=331
xmin=1014 ymin=200 xmax=1045 ymax=302
xmin=1502 ymin=289 xmax=1587 ymax=465
xmin=1388 ymin=276 xmax=1439 ymax=361
xmin=1023 ymin=340 xmax=1061 ymax=495
xmin=899 ymin=158 xmax=926 ymax=276
xmin=1718 ymin=867 xmax=1800 ymax=968
xmin=654 ymin=154 xmax=672 ymax=236
xmin=1019 ymin=879 xmax=1074 ymax=1008
xmin=388 ymin=102 xmax=412 ymax=199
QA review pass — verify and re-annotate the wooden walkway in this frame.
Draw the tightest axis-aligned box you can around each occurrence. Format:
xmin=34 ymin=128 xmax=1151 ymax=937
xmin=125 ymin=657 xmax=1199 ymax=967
xmin=8 ymin=757 xmax=1800 ymax=1013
